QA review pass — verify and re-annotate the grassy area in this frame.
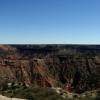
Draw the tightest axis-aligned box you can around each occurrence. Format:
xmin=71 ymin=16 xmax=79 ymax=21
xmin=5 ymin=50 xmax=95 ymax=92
xmin=0 ymin=84 xmax=99 ymax=100
xmin=0 ymin=86 xmax=65 ymax=100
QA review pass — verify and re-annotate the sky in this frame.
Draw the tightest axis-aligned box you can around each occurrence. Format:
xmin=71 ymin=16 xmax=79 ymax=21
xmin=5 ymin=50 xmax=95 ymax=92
xmin=0 ymin=0 xmax=100 ymax=44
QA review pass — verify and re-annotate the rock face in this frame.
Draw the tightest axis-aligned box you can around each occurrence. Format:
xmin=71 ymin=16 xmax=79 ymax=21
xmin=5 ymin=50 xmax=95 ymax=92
xmin=0 ymin=45 xmax=100 ymax=93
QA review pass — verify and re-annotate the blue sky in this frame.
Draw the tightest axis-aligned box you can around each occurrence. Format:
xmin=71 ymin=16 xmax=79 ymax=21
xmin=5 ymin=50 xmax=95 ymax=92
xmin=0 ymin=0 xmax=100 ymax=44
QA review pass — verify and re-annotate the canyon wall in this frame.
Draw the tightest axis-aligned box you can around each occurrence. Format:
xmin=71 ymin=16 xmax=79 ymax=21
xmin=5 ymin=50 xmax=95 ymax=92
xmin=0 ymin=45 xmax=100 ymax=93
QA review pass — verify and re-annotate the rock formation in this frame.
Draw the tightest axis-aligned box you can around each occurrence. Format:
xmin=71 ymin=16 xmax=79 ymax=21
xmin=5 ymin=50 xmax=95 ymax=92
xmin=0 ymin=45 xmax=100 ymax=93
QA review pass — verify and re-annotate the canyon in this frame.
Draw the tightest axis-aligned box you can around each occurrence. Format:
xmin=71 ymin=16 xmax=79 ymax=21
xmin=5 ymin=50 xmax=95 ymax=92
xmin=0 ymin=45 xmax=100 ymax=94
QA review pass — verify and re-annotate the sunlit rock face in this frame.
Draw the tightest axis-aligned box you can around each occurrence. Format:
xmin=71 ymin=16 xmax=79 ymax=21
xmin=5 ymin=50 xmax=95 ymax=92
xmin=0 ymin=45 xmax=100 ymax=93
